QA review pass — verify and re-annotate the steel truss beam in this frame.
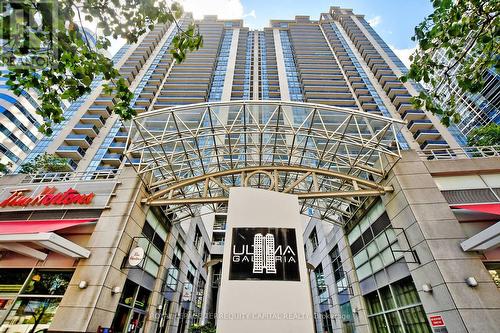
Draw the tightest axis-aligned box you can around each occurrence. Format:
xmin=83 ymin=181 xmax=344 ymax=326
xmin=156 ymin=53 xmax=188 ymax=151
xmin=126 ymin=101 xmax=404 ymax=224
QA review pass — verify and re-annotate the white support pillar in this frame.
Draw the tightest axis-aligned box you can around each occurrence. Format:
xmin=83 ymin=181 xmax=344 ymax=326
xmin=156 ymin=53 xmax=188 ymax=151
xmin=252 ymin=31 xmax=260 ymax=100
xmin=221 ymin=28 xmax=240 ymax=102
xmin=273 ymin=29 xmax=291 ymax=101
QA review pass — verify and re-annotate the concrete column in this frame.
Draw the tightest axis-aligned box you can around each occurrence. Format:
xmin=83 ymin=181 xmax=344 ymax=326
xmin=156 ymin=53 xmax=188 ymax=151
xmin=273 ymin=29 xmax=291 ymax=101
xmin=381 ymin=151 xmax=500 ymax=333
xmin=252 ymin=31 xmax=260 ymax=100
xmin=221 ymin=28 xmax=240 ymax=102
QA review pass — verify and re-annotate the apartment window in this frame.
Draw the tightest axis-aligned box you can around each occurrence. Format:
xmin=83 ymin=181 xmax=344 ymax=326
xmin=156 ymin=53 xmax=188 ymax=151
xmin=192 ymin=277 xmax=206 ymax=325
xmin=187 ymin=261 xmax=197 ymax=284
xmin=321 ymin=310 xmax=334 ymax=333
xmin=314 ymin=264 xmax=329 ymax=305
xmin=309 ymin=228 xmax=319 ymax=251
xmin=165 ymin=243 xmax=183 ymax=291
xmin=202 ymin=245 xmax=210 ymax=262
xmin=194 ymin=226 xmax=202 ymax=251
xmin=365 ymin=277 xmax=431 ymax=333
xmin=330 ymin=245 xmax=350 ymax=295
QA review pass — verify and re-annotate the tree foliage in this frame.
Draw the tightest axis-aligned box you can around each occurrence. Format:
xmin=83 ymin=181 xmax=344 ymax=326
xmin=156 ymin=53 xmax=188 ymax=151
xmin=189 ymin=323 xmax=217 ymax=333
xmin=401 ymin=0 xmax=499 ymax=126
xmin=467 ymin=123 xmax=500 ymax=146
xmin=0 ymin=0 xmax=202 ymax=135
xmin=19 ymin=153 xmax=71 ymax=173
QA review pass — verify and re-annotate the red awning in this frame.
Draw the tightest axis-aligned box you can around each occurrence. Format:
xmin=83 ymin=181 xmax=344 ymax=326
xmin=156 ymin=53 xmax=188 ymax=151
xmin=451 ymin=203 xmax=500 ymax=216
xmin=0 ymin=219 xmax=97 ymax=235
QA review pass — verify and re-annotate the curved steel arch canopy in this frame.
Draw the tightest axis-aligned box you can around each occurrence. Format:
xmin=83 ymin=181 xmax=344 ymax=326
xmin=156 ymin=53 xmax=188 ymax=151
xmin=126 ymin=101 xmax=404 ymax=225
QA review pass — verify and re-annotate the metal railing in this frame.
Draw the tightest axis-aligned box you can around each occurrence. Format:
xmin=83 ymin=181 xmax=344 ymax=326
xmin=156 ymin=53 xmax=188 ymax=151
xmin=417 ymin=146 xmax=500 ymax=160
xmin=21 ymin=169 xmax=120 ymax=183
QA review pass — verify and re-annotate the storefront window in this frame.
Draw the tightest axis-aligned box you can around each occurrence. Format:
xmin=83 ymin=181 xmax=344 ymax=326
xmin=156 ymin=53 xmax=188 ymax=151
xmin=112 ymin=280 xmax=151 ymax=333
xmin=400 ymin=306 xmax=430 ymax=333
xmin=369 ymin=314 xmax=389 ymax=333
xmin=365 ymin=277 xmax=431 ymax=333
xmin=484 ymin=262 xmax=500 ymax=287
xmin=392 ymin=278 xmax=420 ymax=307
xmin=379 ymin=286 xmax=395 ymax=310
xmin=0 ymin=269 xmax=31 ymax=323
xmin=3 ymin=298 xmax=61 ymax=332
xmin=0 ymin=269 xmax=73 ymax=333
xmin=365 ymin=292 xmax=383 ymax=315
xmin=386 ymin=311 xmax=403 ymax=333
xmin=22 ymin=271 xmax=73 ymax=296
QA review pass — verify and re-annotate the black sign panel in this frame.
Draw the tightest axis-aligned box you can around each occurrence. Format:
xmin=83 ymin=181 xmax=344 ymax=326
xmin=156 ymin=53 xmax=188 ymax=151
xmin=229 ymin=227 xmax=300 ymax=281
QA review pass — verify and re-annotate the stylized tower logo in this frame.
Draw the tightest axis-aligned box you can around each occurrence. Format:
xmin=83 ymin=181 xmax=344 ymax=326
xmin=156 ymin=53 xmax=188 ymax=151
xmin=253 ymin=233 xmax=277 ymax=274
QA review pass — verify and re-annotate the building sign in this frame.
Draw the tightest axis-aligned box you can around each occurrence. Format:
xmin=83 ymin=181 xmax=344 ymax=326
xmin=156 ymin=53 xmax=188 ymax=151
xmin=229 ymin=227 xmax=300 ymax=281
xmin=429 ymin=315 xmax=448 ymax=333
xmin=0 ymin=187 xmax=94 ymax=208
xmin=0 ymin=181 xmax=116 ymax=212
xmin=127 ymin=247 xmax=145 ymax=267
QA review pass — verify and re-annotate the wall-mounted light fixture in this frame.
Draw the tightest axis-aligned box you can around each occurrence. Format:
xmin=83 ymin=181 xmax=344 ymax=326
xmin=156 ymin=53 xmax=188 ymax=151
xmin=111 ymin=286 xmax=121 ymax=295
xmin=465 ymin=277 xmax=478 ymax=287
xmin=78 ymin=281 xmax=88 ymax=289
xmin=422 ymin=283 xmax=433 ymax=293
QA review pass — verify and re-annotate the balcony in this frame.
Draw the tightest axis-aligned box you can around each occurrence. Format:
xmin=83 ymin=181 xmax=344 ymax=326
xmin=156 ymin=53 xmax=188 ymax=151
xmin=65 ymin=134 xmax=93 ymax=148
xmin=387 ymin=88 xmax=408 ymax=100
xmin=407 ymin=119 xmax=433 ymax=131
xmin=81 ymin=114 xmax=105 ymax=127
xmin=101 ymin=153 xmax=123 ymax=167
xmin=401 ymin=110 xmax=426 ymax=121
xmin=124 ymin=157 xmax=141 ymax=165
xmin=383 ymin=80 xmax=403 ymax=91
xmin=378 ymin=75 xmax=399 ymax=86
xmin=94 ymin=97 xmax=115 ymax=106
xmin=56 ymin=145 xmax=85 ymax=160
xmin=108 ymin=141 xmax=126 ymax=153
xmin=397 ymin=103 xmax=414 ymax=114
xmin=114 ymin=132 xmax=128 ymax=141
xmin=413 ymin=129 xmax=441 ymax=141
xmin=391 ymin=94 xmax=412 ymax=108
xmin=420 ymin=140 xmax=449 ymax=150
xmin=74 ymin=123 xmax=100 ymax=137
xmin=88 ymin=105 xmax=112 ymax=118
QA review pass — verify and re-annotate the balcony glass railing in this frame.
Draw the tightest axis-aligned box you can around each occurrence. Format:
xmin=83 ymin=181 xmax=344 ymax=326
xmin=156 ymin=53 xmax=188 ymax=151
xmin=66 ymin=134 xmax=93 ymax=145
xmin=57 ymin=145 xmax=85 ymax=156
xmin=82 ymin=114 xmax=105 ymax=124
xmin=407 ymin=119 xmax=432 ymax=129
xmin=102 ymin=153 xmax=123 ymax=161
xmin=420 ymin=140 xmax=448 ymax=150
xmin=75 ymin=123 xmax=99 ymax=134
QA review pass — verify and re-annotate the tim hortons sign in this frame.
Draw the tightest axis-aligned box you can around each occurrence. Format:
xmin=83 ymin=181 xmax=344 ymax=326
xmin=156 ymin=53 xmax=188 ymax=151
xmin=0 ymin=187 xmax=95 ymax=208
xmin=0 ymin=181 xmax=116 ymax=212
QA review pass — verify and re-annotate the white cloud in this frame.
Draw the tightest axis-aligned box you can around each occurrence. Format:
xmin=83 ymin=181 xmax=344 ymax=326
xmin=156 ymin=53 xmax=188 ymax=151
xmin=367 ymin=16 xmax=382 ymax=27
xmin=243 ymin=9 xmax=256 ymax=19
xmin=389 ymin=45 xmax=417 ymax=68
xmin=181 ymin=0 xmax=245 ymax=19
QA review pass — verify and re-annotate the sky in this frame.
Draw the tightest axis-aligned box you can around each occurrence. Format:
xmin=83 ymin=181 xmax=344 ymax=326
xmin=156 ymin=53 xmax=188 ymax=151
xmin=109 ymin=0 xmax=435 ymax=67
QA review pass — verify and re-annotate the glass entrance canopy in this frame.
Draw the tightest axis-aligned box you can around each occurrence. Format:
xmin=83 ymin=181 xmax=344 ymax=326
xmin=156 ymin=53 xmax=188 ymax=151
xmin=126 ymin=101 xmax=404 ymax=224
